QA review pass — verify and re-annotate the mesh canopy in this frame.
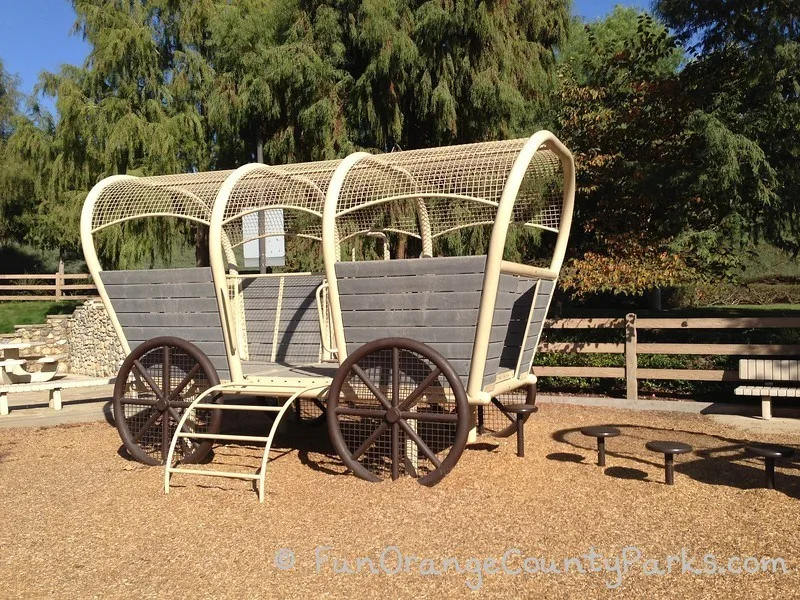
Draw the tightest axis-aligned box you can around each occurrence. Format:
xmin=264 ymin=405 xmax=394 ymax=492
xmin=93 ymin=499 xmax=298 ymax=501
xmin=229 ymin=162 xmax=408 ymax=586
xmin=335 ymin=139 xmax=565 ymax=241
xmin=89 ymin=170 xmax=233 ymax=232
xmin=221 ymin=160 xmax=342 ymax=250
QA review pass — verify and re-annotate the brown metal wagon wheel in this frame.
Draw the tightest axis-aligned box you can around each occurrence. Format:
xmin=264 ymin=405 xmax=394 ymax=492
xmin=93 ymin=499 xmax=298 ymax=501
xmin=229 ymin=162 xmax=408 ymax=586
xmin=112 ymin=336 xmax=222 ymax=466
xmin=478 ymin=382 xmax=537 ymax=438
xmin=327 ymin=338 xmax=470 ymax=486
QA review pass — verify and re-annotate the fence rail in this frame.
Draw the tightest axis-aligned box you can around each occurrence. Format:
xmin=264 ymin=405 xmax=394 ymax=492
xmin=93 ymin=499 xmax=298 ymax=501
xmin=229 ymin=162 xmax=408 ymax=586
xmin=0 ymin=262 xmax=97 ymax=301
xmin=535 ymin=313 xmax=800 ymax=400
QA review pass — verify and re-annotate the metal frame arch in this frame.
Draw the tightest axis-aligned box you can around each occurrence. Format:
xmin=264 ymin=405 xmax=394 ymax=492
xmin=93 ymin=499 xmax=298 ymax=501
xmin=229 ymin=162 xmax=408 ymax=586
xmin=322 ymin=151 xmax=372 ymax=362
xmin=465 ymin=130 xmax=576 ymax=401
xmin=80 ymin=174 xmax=138 ymax=355
xmin=209 ymin=162 xmax=265 ymax=381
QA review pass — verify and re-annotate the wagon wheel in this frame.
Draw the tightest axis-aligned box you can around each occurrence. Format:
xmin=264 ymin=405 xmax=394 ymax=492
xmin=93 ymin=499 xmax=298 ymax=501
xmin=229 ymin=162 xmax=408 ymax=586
xmin=327 ymin=338 xmax=470 ymax=486
xmin=113 ymin=336 xmax=222 ymax=466
xmin=479 ymin=382 xmax=537 ymax=438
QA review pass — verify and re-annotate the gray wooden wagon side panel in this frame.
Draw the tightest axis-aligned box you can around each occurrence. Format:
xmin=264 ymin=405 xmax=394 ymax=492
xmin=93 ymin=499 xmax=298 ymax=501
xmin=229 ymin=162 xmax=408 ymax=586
xmin=336 ymin=257 xmax=492 ymax=388
xmin=517 ymin=279 xmax=556 ymax=375
xmin=99 ymin=268 xmax=230 ymax=378
xmin=240 ymin=275 xmax=323 ymax=364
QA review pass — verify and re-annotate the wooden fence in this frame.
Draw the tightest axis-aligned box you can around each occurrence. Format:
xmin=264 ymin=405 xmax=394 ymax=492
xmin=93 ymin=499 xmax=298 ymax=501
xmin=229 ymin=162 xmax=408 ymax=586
xmin=535 ymin=314 xmax=800 ymax=401
xmin=0 ymin=262 xmax=96 ymax=301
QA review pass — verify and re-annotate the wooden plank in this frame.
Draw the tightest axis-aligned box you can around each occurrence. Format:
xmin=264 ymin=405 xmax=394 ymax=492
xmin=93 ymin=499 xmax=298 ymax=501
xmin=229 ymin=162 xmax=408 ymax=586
xmin=128 ymin=340 xmax=228 ymax=359
xmin=535 ymin=366 xmax=625 ymax=378
xmin=116 ymin=313 xmax=223 ymax=328
xmin=0 ymin=285 xmax=59 ymax=291
xmin=0 ymin=274 xmax=59 ymax=280
xmin=636 ymin=317 xmax=800 ymax=329
xmin=103 ymin=282 xmax=217 ymax=300
xmin=335 ymin=255 xmax=486 ymax=278
xmin=0 ymin=295 xmax=56 ymax=301
xmin=538 ymin=342 xmax=624 ymax=354
xmin=60 ymin=284 xmax=96 ymax=291
xmin=639 ymin=343 xmax=800 ymax=356
xmin=544 ymin=318 xmax=625 ymax=329
xmin=343 ymin=326 xmax=477 ymax=344
xmin=340 ymin=309 xmax=478 ymax=328
xmin=122 ymin=327 xmax=225 ymax=342
xmin=338 ymin=292 xmax=483 ymax=311
xmin=637 ymin=368 xmax=739 ymax=381
xmin=100 ymin=268 xmax=213 ymax=285
xmin=110 ymin=298 xmax=219 ymax=313
xmin=337 ymin=273 xmax=487 ymax=295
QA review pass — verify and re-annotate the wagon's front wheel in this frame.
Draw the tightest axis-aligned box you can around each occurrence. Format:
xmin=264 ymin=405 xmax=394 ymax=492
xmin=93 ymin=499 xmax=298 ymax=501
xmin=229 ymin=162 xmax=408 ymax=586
xmin=327 ymin=338 xmax=470 ymax=485
xmin=113 ymin=337 xmax=222 ymax=466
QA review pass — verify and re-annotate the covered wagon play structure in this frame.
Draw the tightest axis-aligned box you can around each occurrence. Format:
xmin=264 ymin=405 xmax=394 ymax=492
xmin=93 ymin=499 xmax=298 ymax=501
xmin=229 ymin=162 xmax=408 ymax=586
xmin=80 ymin=130 xmax=575 ymax=500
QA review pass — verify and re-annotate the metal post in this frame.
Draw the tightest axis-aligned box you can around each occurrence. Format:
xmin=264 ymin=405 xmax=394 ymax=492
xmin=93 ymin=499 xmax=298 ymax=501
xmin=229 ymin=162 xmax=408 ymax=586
xmin=55 ymin=260 xmax=64 ymax=300
xmin=256 ymin=139 xmax=266 ymax=274
xmin=625 ymin=313 xmax=638 ymax=402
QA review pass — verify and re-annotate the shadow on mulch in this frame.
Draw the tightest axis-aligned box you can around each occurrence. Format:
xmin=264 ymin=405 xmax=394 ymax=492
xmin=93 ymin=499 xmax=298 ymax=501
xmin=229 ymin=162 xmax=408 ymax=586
xmin=552 ymin=423 xmax=800 ymax=499
xmin=546 ymin=452 xmax=584 ymax=463
xmin=604 ymin=466 xmax=648 ymax=480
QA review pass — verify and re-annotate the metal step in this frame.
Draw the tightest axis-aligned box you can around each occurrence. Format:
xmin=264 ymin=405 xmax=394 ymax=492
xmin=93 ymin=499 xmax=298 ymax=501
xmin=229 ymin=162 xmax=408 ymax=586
xmin=176 ymin=432 xmax=271 ymax=443
xmin=167 ymin=467 xmax=261 ymax=481
xmin=190 ymin=403 xmax=284 ymax=411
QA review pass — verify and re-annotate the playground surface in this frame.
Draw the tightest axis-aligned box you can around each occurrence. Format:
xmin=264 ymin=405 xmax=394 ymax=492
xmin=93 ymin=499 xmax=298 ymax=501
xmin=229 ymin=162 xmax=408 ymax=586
xmin=1 ymin=402 xmax=799 ymax=599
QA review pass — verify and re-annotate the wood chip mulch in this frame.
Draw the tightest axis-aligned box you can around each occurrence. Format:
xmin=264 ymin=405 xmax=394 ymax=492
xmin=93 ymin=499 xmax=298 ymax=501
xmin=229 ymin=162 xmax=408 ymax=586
xmin=1 ymin=403 xmax=799 ymax=599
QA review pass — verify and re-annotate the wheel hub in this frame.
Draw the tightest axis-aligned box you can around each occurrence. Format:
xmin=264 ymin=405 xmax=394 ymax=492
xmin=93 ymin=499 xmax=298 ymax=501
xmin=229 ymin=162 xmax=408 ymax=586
xmin=385 ymin=407 xmax=401 ymax=423
xmin=155 ymin=398 xmax=168 ymax=412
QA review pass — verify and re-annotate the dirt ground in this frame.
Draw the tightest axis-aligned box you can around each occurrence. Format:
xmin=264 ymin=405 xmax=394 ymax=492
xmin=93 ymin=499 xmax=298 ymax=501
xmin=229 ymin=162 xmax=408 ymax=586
xmin=2 ymin=402 xmax=800 ymax=599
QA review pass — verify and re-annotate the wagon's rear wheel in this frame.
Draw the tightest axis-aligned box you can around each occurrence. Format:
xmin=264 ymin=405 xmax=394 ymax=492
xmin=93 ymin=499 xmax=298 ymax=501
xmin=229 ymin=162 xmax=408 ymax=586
xmin=113 ymin=336 xmax=222 ymax=466
xmin=327 ymin=338 xmax=470 ymax=485
xmin=478 ymin=382 xmax=537 ymax=438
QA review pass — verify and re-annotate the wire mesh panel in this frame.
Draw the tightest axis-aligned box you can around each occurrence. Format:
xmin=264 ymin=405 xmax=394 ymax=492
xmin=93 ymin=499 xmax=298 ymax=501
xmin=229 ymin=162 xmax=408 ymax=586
xmin=113 ymin=338 xmax=221 ymax=465
xmin=334 ymin=140 xmax=565 ymax=241
xmin=90 ymin=170 xmax=233 ymax=231
xmin=327 ymin=338 xmax=470 ymax=485
xmin=478 ymin=387 xmax=536 ymax=437
xmin=220 ymin=161 xmax=342 ymax=253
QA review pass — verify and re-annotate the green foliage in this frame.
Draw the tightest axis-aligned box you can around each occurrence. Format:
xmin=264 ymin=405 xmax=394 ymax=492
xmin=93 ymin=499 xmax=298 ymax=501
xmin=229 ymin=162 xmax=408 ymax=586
xmin=0 ymin=301 xmax=80 ymax=334
xmin=556 ymin=8 xmax=779 ymax=297
xmin=0 ymin=0 xmax=570 ymax=269
xmin=656 ymin=0 xmax=800 ymax=253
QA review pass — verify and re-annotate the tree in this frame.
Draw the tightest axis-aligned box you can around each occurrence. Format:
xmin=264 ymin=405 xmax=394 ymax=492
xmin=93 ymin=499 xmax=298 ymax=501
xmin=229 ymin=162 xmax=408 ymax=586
xmin=0 ymin=59 xmax=38 ymax=246
xmin=655 ymin=0 xmax=800 ymax=252
xmin=555 ymin=8 xmax=778 ymax=297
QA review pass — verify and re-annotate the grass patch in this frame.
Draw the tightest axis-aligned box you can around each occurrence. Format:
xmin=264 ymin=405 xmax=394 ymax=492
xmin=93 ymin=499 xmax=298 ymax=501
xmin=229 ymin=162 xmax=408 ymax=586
xmin=0 ymin=301 xmax=80 ymax=334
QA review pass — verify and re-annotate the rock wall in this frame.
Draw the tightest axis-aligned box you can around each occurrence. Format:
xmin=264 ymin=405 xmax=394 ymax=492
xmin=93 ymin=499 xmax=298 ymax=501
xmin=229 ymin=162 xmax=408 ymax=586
xmin=1 ymin=300 xmax=125 ymax=377
xmin=67 ymin=300 xmax=125 ymax=377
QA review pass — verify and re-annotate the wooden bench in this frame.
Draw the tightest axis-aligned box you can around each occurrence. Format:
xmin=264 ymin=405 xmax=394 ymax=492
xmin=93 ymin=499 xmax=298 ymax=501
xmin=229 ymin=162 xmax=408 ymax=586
xmin=0 ymin=377 xmax=115 ymax=415
xmin=734 ymin=359 xmax=800 ymax=419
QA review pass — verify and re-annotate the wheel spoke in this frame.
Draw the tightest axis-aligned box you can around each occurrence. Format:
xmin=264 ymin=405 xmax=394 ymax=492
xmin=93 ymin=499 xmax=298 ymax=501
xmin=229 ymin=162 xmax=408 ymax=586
xmin=167 ymin=406 xmax=182 ymax=424
xmin=119 ymin=397 xmax=158 ymax=407
xmin=398 ymin=368 xmax=441 ymax=412
xmin=491 ymin=398 xmax=516 ymax=423
xmin=132 ymin=410 xmax=161 ymax=444
xmin=335 ymin=406 xmax=386 ymax=419
xmin=162 ymin=407 xmax=171 ymax=461
xmin=391 ymin=422 xmax=400 ymax=480
xmin=398 ymin=419 xmax=441 ymax=468
xmin=133 ymin=360 xmax=165 ymax=401
xmin=400 ymin=410 xmax=458 ymax=423
xmin=351 ymin=364 xmax=392 ymax=411
xmin=352 ymin=422 xmax=390 ymax=460
xmin=167 ymin=363 xmax=201 ymax=402
xmin=162 ymin=346 xmax=171 ymax=400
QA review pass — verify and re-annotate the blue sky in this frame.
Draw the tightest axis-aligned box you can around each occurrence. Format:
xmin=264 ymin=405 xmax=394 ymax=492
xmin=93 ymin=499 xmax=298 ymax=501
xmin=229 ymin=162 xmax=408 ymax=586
xmin=0 ymin=0 xmax=650 ymax=111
